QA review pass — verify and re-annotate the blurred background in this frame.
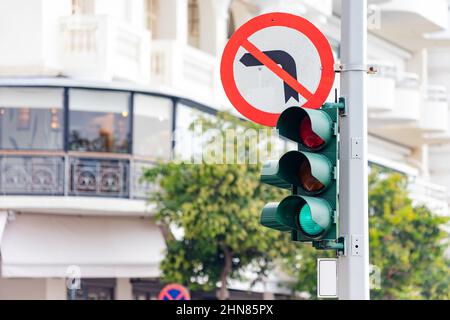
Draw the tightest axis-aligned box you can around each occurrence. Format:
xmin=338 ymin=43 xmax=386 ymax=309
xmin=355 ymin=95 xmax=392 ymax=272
xmin=0 ymin=0 xmax=449 ymax=300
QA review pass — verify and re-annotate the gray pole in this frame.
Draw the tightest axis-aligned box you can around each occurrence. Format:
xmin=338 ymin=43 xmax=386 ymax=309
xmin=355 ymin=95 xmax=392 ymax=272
xmin=338 ymin=0 xmax=370 ymax=299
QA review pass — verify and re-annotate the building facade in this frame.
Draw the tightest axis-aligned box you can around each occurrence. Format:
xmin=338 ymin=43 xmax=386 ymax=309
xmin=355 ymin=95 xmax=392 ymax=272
xmin=0 ymin=0 xmax=450 ymax=299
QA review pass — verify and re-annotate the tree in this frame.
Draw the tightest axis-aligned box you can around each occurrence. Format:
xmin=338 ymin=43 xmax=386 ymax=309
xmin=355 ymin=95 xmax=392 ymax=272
xmin=286 ymin=169 xmax=450 ymax=299
xmin=144 ymin=108 xmax=450 ymax=299
xmin=143 ymin=112 xmax=296 ymax=300
xmin=368 ymin=169 xmax=450 ymax=299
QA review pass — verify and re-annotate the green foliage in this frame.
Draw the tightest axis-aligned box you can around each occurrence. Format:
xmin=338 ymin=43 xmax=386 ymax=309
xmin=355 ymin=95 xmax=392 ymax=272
xmin=368 ymin=169 xmax=450 ymax=299
xmin=286 ymin=169 xmax=450 ymax=299
xmin=144 ymin=109 xmax=450 ymax=300
xmin=142 ymin=112 xmax=297 ymax=298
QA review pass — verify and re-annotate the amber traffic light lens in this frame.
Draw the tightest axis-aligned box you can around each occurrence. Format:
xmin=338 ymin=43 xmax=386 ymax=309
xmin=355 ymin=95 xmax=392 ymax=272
xmin=299 ymin=116 xmax=325 ymax=149
xmin=298 ymin=160 xmax=325 ymax=192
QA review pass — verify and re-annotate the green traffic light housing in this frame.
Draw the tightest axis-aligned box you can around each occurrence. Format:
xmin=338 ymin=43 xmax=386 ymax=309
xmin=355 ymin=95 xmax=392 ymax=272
xmin=259 ymin=101 xmax=344 ymax=251
xmin=260 ymin=195 xmax=332 ymax=240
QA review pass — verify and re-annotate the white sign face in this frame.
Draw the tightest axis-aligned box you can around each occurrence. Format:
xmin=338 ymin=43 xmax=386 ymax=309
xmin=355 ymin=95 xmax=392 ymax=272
xmin=234 ymin=26 xmax=323 ymax=114
xmin=317 ymin=258 xmax=338 ymax=298
xmin=221 ymin=12 xmax=335 ymax=127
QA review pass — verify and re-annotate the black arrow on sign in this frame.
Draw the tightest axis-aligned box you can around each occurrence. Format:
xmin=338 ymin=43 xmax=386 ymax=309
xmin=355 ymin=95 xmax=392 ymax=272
xmin=239 ymin=50 xmax=299 ymax=103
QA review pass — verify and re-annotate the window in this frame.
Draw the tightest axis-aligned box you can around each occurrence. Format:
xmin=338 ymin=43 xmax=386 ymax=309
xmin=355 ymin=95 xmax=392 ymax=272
xmin=146 ymin=0 xmax=158 ymax=37
xmin=69 ymin=89 xmax=131 ymax=154
xmin=71 ymin=0 xmax=94 ymax=15
xmin=227 ymin=10 xmax=236 ymax=39
xmin=133 ymin=94 xmax=172 ymax=160
xmin=0 ymin=88 xmax=64 ymax=150
xmin=131 ymin=279 xmax=162 ymax=300
xmin=68 ymin=279 xmax=115 ymax=300
xmin=188 ymin=0 xmax=200 ymax=48
xmin=174 ymin=103 xmax=214 ymax=162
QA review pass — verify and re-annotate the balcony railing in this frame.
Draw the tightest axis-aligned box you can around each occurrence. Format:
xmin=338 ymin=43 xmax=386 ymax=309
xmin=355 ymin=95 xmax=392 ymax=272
xmin=367 ymin=61 xmax=397 ymax=113
xmin=372 ymin=63 xmax=397 ymax=79
xmin=0 ymin=156 xmax=65 ymax=195
xmin=397 ymin=73 xmax=420 ymax=89
xmin=426 ymin=85 xmax=448 ymax=102
xmin=408 ymin=178 xmax=449 ymax=216
xmin=69 ymin=157 xmax=129 ymax=197
xmin=60 ymin=15 xmax=150 ymax=83
xmin=150 ymin=40 xmax=216 ymax=102
xmin=0 ymin=153 xmax=154 ymax=200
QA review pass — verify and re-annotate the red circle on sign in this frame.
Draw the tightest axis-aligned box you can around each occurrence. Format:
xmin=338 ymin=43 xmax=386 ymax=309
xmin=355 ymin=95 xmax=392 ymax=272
xmin=220 ymin=12 xmax=335 ymax=127
xmin=158 ymin=283 xmax=191 ymax=300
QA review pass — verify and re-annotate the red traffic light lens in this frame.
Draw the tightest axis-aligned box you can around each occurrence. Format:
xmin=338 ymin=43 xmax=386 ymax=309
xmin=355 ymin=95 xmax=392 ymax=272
xmin=298 ymin=160 xmax=325 ymax=192
xmin=299 ymin=116 xmax=325 ymax=149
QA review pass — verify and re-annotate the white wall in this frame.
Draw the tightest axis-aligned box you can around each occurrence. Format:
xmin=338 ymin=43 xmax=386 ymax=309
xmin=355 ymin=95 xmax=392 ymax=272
xmin=94 ymin=0 xmax=146 ymax=29
xmin=0 ymin=0 xmax=71 ymax=76
xmin=45 ymin=278 xmax=67 ymax=300
xmin=198 ymin=0 xmax=230 ymax=55
xmin=42 ymin=0 xmax=72 ymax=71
xmin=115 ymin=278 xmax=133 ymax=300
xmin=155 ymin=0 xmax=187 ymax=43
xmin=0 ymin=278 xmax=66 ymax=300
xmin=0 ymin=0 xmax=44 ymax=73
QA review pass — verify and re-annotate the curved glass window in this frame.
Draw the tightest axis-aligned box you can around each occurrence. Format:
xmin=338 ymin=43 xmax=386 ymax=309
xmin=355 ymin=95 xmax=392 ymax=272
xmin=69 ymin=89 xmax=131 ymax=153
xmin=174 ymin=103 xmax=215 ymax=162
xmin=133 ymin=94 xmax=172 ymax=160
xmin=0 ymin=88 xmax=64 ymax=150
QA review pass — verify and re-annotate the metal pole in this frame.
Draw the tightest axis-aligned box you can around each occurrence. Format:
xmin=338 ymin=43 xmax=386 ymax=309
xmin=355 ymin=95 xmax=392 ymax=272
xmin=338 ymin=0 xmax=370 ymax=300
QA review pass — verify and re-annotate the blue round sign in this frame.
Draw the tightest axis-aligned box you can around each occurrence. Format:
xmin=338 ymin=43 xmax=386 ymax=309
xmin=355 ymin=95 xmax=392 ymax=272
xmin=158 ymin=283 xmax=191 ymax=300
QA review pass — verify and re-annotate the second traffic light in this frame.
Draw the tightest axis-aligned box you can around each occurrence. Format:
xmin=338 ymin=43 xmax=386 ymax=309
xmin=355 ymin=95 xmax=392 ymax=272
xmin=260 ymin=102 xmax=342 ymax=249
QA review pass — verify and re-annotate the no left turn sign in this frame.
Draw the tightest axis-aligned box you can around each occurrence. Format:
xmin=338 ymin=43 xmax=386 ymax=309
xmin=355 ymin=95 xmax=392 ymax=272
xmin=220 ymin=12 xmax=335 ymax=127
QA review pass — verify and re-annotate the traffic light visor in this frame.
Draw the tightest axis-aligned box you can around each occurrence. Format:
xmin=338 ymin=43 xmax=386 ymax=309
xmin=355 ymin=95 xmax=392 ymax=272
xmin=277 ymin=107 xmax=333 ymax=150
xmin=278 ymin=151 xmax=332 ymax=194
xmin=278 ymin=195 xmax=332 ymax=238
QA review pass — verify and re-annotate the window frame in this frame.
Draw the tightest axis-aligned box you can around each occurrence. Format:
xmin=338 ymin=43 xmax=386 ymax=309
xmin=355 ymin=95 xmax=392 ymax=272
xmin=0 ymin=87 xmax=66 ymax=152
xmin=67 ymin=88 xmax=133 ymax=155
xmin=0 ymin=84 xmax=217 ymax=159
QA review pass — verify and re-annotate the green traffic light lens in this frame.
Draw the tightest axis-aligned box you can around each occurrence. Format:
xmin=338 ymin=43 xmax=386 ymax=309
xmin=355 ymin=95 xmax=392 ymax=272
xmin=298 ymin=203 xmax=324 ymax=236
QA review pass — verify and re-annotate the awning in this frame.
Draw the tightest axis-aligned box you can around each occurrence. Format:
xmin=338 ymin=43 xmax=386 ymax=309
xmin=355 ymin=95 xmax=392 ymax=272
xmin=0 ymin=213 xmax=166 ymax=278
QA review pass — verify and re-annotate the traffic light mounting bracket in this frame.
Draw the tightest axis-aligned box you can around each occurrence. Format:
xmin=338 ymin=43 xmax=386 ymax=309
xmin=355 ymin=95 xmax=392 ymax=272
xmin=324 ymin=97 xmax=346 ymax=115
xmin=313 ymin=236 xmax=345 ymax=255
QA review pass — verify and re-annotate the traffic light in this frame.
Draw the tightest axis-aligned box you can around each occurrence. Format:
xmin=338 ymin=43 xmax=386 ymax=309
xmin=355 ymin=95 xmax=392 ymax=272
xmin=260 ymin=100 xmax=344 ymax=251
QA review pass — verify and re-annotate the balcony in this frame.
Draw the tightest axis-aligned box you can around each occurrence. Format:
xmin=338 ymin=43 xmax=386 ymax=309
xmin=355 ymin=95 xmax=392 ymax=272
xmin=419 ymin=85 xmax=449 ymax=133
xmin=370 ymin=73 xmax=421 ymax=125
xmin=428 ymin=48 xmax=450 ymax=74
xmin=301 ymin=0 xmax=333 ymax=17
xmin=150 ymin=40 xmax=216 ymax=104
xmin=378 ymin=0 xmax=448 ymax=32
xmin=254 ymin=0 xmax=332 ymax=17
xmin=60 ymin=15 xmax=150 ymax=83
xmin=368 ymin=73 xmax=423 ymax=147
xmin=333 ymin=0 xmax=391 ymax=16
xmin=372 ymin=0 xmax=448 ymax=50
xmin=0 ymin=153 xmax=154 ymax=200
xmin=367 ymin=62 xmax=396 ymax=113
